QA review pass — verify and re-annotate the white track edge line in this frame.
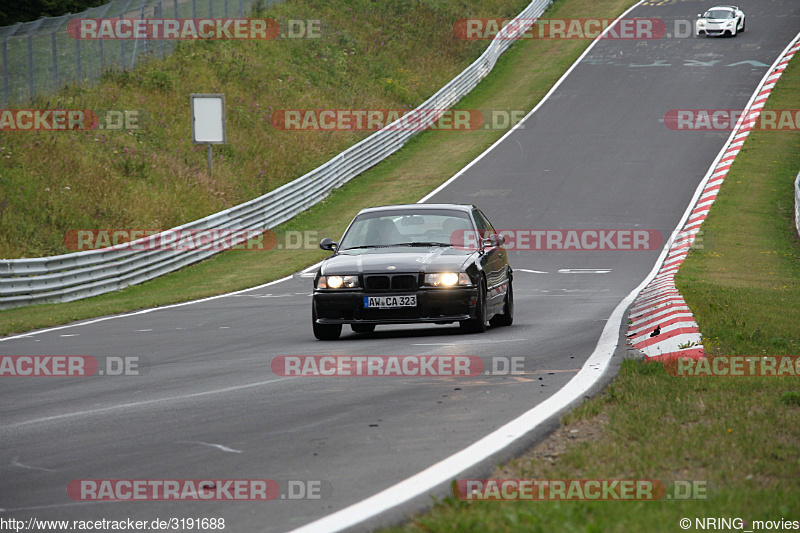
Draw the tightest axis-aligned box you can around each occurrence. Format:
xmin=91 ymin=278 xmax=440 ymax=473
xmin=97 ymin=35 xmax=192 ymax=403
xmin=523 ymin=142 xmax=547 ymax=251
xmin=0 ymin=274 xmax=296 ymax=342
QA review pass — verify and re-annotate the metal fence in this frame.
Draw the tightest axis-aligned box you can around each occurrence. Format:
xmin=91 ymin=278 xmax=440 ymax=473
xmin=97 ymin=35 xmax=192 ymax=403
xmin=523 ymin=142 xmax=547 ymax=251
xmin=0 ymin=0 xmax=554 ymax=309
xmin=0 ymin=0 xmax=274 ymax=106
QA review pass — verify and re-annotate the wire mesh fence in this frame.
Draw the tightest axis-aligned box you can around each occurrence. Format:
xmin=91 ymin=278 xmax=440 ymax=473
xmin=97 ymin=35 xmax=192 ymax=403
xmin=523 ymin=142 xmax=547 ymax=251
xmin=0 ymin=0 xmax=275 ymax=106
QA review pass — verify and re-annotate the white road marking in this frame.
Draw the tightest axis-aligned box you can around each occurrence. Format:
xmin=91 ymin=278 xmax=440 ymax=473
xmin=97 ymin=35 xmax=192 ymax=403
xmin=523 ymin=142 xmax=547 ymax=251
xmin=231 ymin=293 xmax=294 ymax=298
xmin=516 ymin=268 xmax=548 ymax=274
xmin=301 ymin=262 xmax=323 ymax=274
xmin=177 ymin=441 xmax=243 ymax=454
xmin=469 ymin=338 xmax=528 ymax=344
xmin=0 ymin=499 xmax=132 ymax=512
xmin=412 ymin=343 xmax=456 ymax=346
xmin=558 ymin=269 xmax=611 ymax=274
xmin=539 ymin=288 xmax=610 ymax=293
xmin=0 ymin=274 xmax=296 ymax=342
xmin=11 ymin=457 xmax=55 ymax=472
xmin=4 ymin=378 xmax=289 ymax=430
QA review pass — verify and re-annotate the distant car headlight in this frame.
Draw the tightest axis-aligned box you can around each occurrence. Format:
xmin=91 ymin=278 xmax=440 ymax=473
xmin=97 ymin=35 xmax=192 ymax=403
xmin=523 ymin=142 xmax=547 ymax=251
xmin=318 ymin=275 xmax=359 ymax=289
xmin=698 ymin=20 xmax=706 ymax=26
xmin=424 ymin=272 xmax=471 ymax=287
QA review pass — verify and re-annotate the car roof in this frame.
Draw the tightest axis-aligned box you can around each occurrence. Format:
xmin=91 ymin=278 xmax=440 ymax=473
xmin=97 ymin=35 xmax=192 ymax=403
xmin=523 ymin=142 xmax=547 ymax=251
xmin=710 ymin=5 xmax=737 ymax=10
xmin=356 ymin=203 xmax=476 ymax=214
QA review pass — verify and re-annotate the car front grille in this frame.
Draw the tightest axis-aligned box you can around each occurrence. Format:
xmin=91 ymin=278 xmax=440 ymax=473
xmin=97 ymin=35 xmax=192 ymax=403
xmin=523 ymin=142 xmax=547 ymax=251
xmin=364 ymin=274 xmax=417 ymax=292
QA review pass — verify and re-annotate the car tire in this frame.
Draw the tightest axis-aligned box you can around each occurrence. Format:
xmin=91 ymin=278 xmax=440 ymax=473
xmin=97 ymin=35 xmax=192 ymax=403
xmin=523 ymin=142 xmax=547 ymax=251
xmin=460 ymin=278 xmax=487 ymax=334
xmin=351 ymin=324 xmax=376 ymax=333
xmin=740 ymin=18 xmax=745 ymax=32
xmin=489 ymin=278 xmax=514 ymax=327
xmin=312 ymin=306 xmax=341 ymax=340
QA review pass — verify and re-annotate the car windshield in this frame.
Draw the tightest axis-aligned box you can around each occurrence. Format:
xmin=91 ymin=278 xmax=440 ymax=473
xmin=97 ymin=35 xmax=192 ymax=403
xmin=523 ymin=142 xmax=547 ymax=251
xmin=338 ymin=209 xmax=474 ymax=250
xmin=705 ymin=9 xmax=734 ymax=19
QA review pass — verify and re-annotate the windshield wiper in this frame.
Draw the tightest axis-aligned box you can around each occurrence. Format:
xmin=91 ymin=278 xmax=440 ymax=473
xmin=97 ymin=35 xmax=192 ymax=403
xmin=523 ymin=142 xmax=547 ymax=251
xmin=342 ymin=242 xmax=453 ymax=250
xmin=340 ymin=244 xmax=399 ymax=250
xmin=398 ymin=242 xmax=452 ymax=247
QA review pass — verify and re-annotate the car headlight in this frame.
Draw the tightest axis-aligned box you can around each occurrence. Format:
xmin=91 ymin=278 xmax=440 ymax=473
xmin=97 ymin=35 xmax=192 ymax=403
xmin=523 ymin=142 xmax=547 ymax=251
xmin=318 ymin=275 xmax=359 ymax=289
xmin=423 ymin=272 xmax=471 ymax=287
xmin=698 ymin=20 xmax=706 ymax=26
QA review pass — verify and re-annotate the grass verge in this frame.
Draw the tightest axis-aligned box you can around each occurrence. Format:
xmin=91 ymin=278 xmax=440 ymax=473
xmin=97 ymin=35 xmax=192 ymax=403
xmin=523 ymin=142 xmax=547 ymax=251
xmin=0 ymin=0 xmax=526 ymax=258
xmin=385 ymin=359 xmax=800 ymax=532
xmin=675 ymin=55 xmax=800 ymax=356
xmin=383 ymin=30 xmax=800 ymax=533
xmin=0 ymin=0 xmax=638 ymax=337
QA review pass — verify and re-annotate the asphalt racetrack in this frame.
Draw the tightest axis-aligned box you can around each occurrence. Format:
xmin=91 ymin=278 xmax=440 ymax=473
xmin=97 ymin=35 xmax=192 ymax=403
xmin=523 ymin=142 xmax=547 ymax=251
xmin=2 ymin=1 xmax=800 ymax=531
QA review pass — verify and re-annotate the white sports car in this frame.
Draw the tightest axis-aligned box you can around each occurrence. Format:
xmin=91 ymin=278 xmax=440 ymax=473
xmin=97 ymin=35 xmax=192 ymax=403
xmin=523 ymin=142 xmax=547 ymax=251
xmin=696 ymin=6 xmax=746 ymax=37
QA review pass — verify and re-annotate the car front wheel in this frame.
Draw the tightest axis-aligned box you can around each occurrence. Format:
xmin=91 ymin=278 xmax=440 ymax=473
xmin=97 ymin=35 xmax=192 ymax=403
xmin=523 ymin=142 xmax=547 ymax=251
xmin=489 ymin=278 xmax=514 ymax=327
xmin=313 ymin=306 xmax=341 ymax=340
xmin=460 ymin=278 xmax=487 ymax=334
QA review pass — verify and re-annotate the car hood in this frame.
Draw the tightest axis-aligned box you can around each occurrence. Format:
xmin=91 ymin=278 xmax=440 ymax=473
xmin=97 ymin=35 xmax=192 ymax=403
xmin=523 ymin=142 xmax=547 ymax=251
xmin=320 ymin=247 xmax=473 ymax=275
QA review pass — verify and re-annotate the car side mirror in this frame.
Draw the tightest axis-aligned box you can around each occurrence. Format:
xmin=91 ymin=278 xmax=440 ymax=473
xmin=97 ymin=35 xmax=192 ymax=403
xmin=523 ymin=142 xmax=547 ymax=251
xmin=319 ymin=238 xmax=337 ymax=251
xmin=697 ymin=13 xmax=701 ymax=18
xmin=481 ymin=234 xmax=504 ymax=248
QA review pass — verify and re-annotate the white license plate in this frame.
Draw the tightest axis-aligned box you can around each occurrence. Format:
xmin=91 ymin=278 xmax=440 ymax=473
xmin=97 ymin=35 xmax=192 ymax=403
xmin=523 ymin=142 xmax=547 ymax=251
xmin=364 ymin=295 xmax=417 ymax=308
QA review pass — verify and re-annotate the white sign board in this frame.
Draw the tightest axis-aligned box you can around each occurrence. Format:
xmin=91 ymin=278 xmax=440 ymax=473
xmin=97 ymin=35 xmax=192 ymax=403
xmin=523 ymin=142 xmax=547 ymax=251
xmin=191 ymin=94 xmax=226 ymax=144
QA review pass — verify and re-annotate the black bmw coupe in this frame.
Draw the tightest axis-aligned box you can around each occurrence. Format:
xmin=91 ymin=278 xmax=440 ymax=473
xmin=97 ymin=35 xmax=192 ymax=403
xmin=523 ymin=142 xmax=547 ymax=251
xmin=311 ymin=204 xmax=513 ymax=340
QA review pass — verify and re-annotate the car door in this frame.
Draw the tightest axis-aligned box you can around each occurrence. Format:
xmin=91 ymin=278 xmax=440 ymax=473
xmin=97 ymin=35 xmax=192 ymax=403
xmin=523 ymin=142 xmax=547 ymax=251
xmin=472 ymin=208 xmax=509 ymax=311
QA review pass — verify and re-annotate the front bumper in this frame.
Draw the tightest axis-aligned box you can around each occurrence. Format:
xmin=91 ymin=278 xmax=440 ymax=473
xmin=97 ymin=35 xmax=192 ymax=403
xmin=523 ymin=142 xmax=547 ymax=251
xmin=697 ymin=25 xmax=733 ymax=36
xmin=313 ymin=287 xmax=478 ymax=325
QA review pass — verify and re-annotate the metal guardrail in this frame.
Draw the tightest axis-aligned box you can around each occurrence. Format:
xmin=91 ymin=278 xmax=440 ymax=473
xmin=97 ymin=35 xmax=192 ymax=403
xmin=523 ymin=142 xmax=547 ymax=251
xmin=0 ymin=0 xmax=274 ymax=106
xmin=795 ymin=170 xmax=800 ymax=238
xmin=0 ymin=0 xmax=553 ymax=309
